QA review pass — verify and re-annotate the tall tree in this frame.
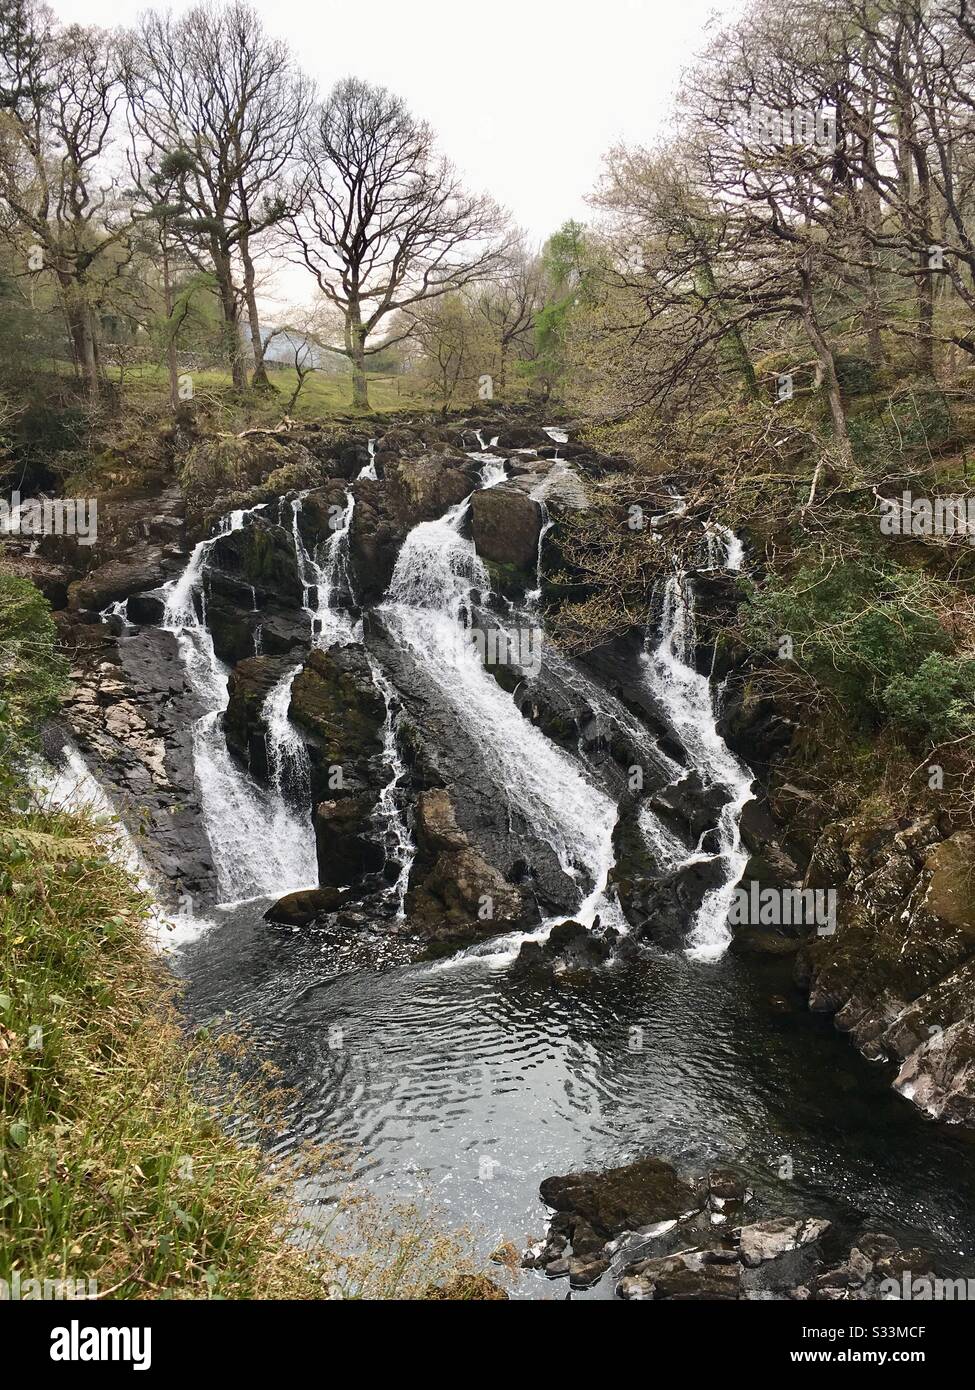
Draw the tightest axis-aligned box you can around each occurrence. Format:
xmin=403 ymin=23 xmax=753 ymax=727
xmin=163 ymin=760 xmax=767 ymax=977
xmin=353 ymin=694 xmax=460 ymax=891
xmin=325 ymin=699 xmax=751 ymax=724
xmin=0 ymin=0 xmax=126 ymax=401
xmin=124 ymin=1 xmax=310 ymax=391
xmin=288 ymin=77 xmax=507 ymax=410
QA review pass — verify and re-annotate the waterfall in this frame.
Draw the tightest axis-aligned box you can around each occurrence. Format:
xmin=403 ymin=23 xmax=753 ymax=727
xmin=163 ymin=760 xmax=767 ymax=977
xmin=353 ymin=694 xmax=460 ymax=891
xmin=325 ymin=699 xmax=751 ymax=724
xmin=367 ymin=659 xmax=415 ymax=919
xmin=289 ymin=490 xmax=357 ymax=650
xmin=259 ymin=489 xmax=359 ymax=820
xmin=642 ymin=526 xmax=753 ymax=961
xmin=262 ymin=663 xmax=311 ymax=808
xmin=161 ymin=508 xmax=318 ymax=904
xmin=381 ymin=498 xmax=620 ymax=925
xmin=358 ymin=438 xmax=378 ymax=481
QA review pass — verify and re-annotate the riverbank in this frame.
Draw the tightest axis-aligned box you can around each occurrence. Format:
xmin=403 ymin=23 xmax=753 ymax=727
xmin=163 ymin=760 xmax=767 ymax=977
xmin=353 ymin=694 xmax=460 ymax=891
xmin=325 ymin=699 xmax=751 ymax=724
xmin=0 ymin=798 xmax=497 ymax=1299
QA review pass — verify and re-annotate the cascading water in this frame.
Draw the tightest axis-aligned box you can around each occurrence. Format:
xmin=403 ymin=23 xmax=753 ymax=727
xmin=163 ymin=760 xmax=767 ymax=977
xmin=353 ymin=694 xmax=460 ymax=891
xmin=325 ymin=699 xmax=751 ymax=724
xmin=381 ymin=497 xmax=621 ymax=932
xmin=366 ymin=659 xmax=415 ymax=919
xmin=642 ymin=523 xmax=753 ymax=961
xmin=358 ymin=438 xmax=378 ymax=481
xmin=161 ymin=509 xmax=317 ymax=904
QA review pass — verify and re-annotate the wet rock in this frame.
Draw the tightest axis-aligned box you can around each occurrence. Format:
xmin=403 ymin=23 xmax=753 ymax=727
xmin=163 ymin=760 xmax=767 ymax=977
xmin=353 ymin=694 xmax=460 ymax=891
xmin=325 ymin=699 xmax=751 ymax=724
xmin=348 ymin=480 xmax=406 ymax=604
xmin=471 ymin=486 xmax=542 ymax=570
xmin=263 ymin=885 xmax=353 ymax=926
xmin=126 ymin=590 xmax=167 ymax=625
xmin=734 ymin=1217 xmax=831 ymax=1267
xmin=540 ymin=1155 xmax=698 ymax=1240
xmin=223 ymin=654 xmax=293 ymax=780
xmin=289 ymin=644 xmax=386 ymax=806
xmin=210 ymin=515 xmax=303 ymax=606
xmin=729 ymin=928 xmax=802 ymax=957
xmin=799 ymin=820 xmax=975 ymax=1123
xmin=314 ymin=795 xmax=385 ymax=887
xmin=511 ymin=919 xmax=615 ymax=976
xmin=406 ymin=788 xmax=527 ymax=940
xmin=618 ymin=1251 xmax=741 ymax=1300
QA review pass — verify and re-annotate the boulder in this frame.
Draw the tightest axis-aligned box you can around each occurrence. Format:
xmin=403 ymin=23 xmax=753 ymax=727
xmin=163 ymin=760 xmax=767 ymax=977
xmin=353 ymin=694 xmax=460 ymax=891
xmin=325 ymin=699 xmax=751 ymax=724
xmin=67 ymin=548 xmax=168 ymax=611
xmin=734 ymin=1217 xmax=831 ymax=1267
xmin=539 ymin=1155 xmax=698 ymax=1239
xmin=384 ymin=452 xmax=472 ymax=529
xmin=263 ymin=885 xmax=353 ymax=926
xmin=314 ymin=795 xmax=385 ymax=887
xmin=471 ymin=486 xmax=543 ymax=570
xmin=406 ymin=788 xmax=526 ymax=940
xmin=289 ymin=644 xmax=386 ymax=805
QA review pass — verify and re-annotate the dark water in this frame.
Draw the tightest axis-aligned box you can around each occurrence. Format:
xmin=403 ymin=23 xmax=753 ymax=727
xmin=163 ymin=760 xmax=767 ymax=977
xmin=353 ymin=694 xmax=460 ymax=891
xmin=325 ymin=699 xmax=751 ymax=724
xmin=176 ymin=901 xmax=975 ymax=1294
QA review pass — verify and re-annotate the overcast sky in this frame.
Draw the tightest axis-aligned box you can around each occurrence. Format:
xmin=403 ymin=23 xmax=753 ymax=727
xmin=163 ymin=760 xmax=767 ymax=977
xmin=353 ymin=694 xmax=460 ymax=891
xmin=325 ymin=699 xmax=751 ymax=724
xmin=56 ymin=0 xmax=741 ymax=312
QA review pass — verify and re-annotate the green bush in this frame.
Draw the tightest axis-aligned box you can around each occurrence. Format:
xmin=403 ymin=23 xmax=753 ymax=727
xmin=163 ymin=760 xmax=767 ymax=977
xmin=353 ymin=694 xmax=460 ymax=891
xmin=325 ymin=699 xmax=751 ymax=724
xmin=742 ymin=558 xmax=972 ymax=741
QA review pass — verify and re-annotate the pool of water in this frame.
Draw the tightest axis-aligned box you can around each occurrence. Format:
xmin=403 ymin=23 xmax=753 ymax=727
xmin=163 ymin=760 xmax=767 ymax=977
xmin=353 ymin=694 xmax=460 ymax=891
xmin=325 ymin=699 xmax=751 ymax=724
xmin=177 ymin=900 xmax=975 ymax=1296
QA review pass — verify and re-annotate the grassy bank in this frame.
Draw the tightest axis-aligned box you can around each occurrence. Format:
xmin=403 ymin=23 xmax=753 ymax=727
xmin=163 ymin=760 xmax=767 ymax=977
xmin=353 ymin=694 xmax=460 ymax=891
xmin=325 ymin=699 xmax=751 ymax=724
xmin=0 ymin=796 xmax=498 ymax=1299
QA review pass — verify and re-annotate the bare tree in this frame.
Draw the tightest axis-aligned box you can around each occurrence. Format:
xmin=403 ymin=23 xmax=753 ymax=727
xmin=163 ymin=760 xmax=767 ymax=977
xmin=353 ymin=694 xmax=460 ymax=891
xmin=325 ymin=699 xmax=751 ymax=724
xmin=0 ymin=0 xmax=127 ymax=400
xmin=124 ymin=1 xmax=311 ymax=392
xmin=288 ymin=77 xmax=507 ymax=410
xmin=470 ymin=237 xmax=542 ymax=393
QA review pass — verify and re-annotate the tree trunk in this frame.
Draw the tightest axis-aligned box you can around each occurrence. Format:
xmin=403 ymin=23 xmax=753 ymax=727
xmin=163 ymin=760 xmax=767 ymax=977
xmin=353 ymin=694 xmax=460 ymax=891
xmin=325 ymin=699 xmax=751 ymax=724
xmin=800 ymin=267 xmax=852 ymax=468
xmin=77 ymin=295 xmax=100 ymax=403
xmin=161 ymin=231 xmax=179 ymax=412
xmin=694 ymin=259 xmax=758 ymax=399
xmin=347 ymin=304 xmax=370 ymax=409
xmin=240 ymin=232 xmax=271 ymax=391
xmin=212 ymin=244 xmax=245 ymax=391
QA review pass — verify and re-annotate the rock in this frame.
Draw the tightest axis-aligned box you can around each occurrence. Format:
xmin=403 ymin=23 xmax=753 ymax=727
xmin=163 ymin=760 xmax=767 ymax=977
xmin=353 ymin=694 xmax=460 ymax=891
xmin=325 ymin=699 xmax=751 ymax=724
xmin=263 ymin=886 xmax=352 ymax=926
xmin=223 ymin=654 xmax=293 ymax=780
xmin=314 ymin=795 xmax=385 ymax=887
xmin=729 ymin=928 xmax=802 ymax=957
xmin=67 ymin=548 xmax=168 ymax=611
xmin=210 ymin=515 xmax=303 ymax=606
xmin=470 ymin=486 xmax=542 ymax=570
xmin=539 ymin=1156 xmax=698 ymax=1241
xmin=347 ymin=481 xmax=405 ymax=604
xmin=406 ymin=790 xmax=527 ymax=940
xmin=289 ymin=644 xmax=386 ymax=805
xmin=735 ymin=1217 xmax=831 ymax=1267
xmin=384 ymin=452 xmax=472 ymax=529
xmin=126 ymin=590 xmax=167 ymax=624
xmin=511 ymin=919 xmax=614 ymax=976
xmin=619 ymin=1251 xmax=741 ymax=1300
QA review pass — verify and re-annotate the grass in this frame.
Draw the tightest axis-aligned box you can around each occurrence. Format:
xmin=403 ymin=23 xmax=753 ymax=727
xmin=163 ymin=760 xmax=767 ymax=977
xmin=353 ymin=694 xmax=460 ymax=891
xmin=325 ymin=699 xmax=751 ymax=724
xmin=0 ymin=796 xmax=504 ymax=1299
xmin=107 ymin=361 xmax=432 ymax=419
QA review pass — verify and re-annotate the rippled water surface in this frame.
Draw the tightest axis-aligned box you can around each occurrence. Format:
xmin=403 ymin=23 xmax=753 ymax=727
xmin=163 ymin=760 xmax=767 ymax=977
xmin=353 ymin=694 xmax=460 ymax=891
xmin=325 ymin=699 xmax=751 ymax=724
xmin=178 ymin=902 xmax=975 ymax=1292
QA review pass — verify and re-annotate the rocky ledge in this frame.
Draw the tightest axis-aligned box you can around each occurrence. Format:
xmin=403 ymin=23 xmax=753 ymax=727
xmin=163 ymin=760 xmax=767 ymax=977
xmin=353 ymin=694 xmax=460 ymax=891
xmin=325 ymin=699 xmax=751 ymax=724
xmin=523 ymin=1154 xmax=945 ymax=1300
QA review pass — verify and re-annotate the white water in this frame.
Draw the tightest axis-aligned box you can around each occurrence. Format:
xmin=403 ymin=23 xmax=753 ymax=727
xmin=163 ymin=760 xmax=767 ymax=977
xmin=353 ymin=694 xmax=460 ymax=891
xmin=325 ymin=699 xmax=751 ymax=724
xmin=289 ymin=490 xmax=357 ymax=650
xmin=357 ymin=438 xmax=378 ymax=481
xmin=642 ymin=525 xmax=753 ymax=961
xmin=161 ymin=508 xmax=317 ymax=904
xmin=381 ymin=498 xmax=622 ymax=946
xmin=34 ymin=745 xmax=212 ymax=950
xmin=367 ymin=659 xmax=416 ymax=919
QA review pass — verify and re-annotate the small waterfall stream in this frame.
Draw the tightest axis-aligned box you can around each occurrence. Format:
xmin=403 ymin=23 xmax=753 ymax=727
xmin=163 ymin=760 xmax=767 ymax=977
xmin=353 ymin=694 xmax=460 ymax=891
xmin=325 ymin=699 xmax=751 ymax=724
xmin=642 ymin=522 xmax=753 ymax=960
xmin=161 ymin=509 xmax=317 ymax=903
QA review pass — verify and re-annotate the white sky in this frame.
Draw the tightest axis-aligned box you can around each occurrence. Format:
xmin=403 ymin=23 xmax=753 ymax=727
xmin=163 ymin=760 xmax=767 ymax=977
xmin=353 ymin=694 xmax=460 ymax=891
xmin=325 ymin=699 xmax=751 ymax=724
xmin=56 ymin=0 xmax=741 ymax=313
